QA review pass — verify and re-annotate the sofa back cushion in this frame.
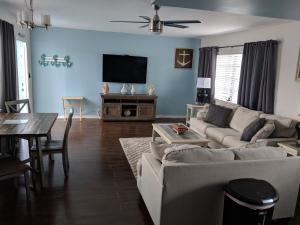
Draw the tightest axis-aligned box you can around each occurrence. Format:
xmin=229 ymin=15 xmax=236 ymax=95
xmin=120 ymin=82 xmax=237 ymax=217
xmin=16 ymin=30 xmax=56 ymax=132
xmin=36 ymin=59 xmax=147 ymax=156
xmin=162 ymin=145 xmax=235 ymax=163
xmin=204 ymin=104 xmax=233 ymax=128
xmin=230 ymin=107 xmax=261 ymax=133
xmin=260 ymin=114 xmax=296 ymax=138
xmin=233 ymin=147 xmax=287 ymax=160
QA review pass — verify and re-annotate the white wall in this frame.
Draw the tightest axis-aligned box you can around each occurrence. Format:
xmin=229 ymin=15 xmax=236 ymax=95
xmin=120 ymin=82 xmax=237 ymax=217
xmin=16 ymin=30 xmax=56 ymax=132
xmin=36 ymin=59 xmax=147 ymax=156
xmin=0 ymin=6 xmax=33 ymax=107
xmin=201 ymin=21 xmax=300 ymax=120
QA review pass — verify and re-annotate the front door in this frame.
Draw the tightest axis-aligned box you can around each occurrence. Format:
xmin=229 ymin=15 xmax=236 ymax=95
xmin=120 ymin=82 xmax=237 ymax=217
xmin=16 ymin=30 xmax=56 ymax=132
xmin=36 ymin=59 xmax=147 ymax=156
xmin=16 ymin=40 xmax=30 ymax=112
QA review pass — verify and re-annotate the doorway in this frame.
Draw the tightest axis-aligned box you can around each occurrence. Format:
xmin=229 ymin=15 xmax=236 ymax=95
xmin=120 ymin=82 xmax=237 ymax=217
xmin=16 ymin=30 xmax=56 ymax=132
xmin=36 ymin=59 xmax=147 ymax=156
xmin=16 ymin=40 xmax=29 ymax=112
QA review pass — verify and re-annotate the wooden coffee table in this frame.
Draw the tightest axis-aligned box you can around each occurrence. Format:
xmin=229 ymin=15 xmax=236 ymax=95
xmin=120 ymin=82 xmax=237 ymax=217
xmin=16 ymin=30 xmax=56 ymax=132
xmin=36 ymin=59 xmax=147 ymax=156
xmin=152 ymin=123 xmax=210 ymax=147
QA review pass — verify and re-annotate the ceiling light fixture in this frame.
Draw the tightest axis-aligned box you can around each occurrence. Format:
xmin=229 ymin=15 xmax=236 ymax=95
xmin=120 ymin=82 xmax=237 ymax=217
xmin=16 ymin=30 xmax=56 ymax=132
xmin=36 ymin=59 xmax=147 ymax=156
xmin=17 ymin=0 xmax=51 ymax=30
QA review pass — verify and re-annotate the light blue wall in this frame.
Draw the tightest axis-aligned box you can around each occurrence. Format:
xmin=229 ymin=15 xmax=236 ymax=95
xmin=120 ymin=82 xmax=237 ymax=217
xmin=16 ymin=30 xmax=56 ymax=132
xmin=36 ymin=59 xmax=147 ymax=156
xmin=31 ymin=28 xmax=200 ymax=116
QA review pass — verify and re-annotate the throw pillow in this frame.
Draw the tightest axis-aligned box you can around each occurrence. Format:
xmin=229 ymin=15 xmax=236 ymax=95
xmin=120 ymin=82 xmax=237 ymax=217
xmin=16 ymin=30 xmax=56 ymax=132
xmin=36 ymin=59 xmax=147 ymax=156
xmin=250 ymin=120 xmax=276 ymax=143
xmin=241 ymin=118 xmax=266 ymax=141
xmin=196 ymin=111 xmax=206 ymax=120
xmin=162 ymin=145 xmax=235 ymax=163
xmin=150 ymin=142 xmax=172 ymax=162
xmin=204 ymin=104 xmax=233 ymax=128
xmin=233 ymin=147 xmax=287 ymax=160
xmin=196 ymin=103 xmax=210 ymax=120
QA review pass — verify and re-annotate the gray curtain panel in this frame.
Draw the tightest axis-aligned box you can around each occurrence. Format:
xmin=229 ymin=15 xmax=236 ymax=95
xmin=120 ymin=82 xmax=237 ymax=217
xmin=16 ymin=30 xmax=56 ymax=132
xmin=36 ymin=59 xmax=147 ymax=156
xmin=198 ymin=47 xmax=218 ymax=101
xmin=0 ymin=20 xmax=17 ymax=154
xmin=0 ymin=20 xmax=17 ymax=113
xmin=238 ymin=40 xmax=278 ymax=114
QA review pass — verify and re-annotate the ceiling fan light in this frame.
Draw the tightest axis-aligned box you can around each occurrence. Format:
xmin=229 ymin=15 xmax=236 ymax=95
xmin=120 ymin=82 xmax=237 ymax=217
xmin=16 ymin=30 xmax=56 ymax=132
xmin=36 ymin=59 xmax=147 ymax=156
xmin=149 ymin=20 xmax=163 ymax=34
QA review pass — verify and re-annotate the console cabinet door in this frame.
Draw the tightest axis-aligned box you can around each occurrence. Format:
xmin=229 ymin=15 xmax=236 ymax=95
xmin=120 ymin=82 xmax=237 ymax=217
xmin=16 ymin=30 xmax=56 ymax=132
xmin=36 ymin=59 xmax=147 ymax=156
xmin=138 ymin=105 xmax=154 ymax=119
xmin=103 ymin=104 xmax=121 ymax=118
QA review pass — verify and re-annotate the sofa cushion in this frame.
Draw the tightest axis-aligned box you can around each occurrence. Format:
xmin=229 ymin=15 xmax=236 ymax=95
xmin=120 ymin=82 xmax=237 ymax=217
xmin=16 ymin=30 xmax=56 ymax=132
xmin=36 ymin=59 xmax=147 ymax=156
xmin=270 ymin=126 xmax=296 ymax=138
xmin=204 ymin=104 xmax=233 ymax=127
xmin=260 ymin=114 xmax=296 ymax=138
xmin=233 ymin=147 xmax=287 ymax=160
xmin=251 ymin=120 xmax=276 ymax=143
xmin=230 ymin=107 xmax=261 ymax=133
xmin=241 ymin=118 xmax=266 ymax=141
xmin=206 ymin=127 xmax=240 ymax=143
xmin=222 ymin=135 xmax=249 ymax=148
xmin=260 ymin=114 xmax=293 ymax=128
xmin=190 ymin=117 xmax=216 ymax=135
xmin=162 ymin=145 xmax=235 ymax=163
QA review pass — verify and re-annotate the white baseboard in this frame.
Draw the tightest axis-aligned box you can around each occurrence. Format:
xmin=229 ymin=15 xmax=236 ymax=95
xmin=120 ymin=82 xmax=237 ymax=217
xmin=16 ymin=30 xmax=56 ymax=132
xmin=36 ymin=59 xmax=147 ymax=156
xmin=57 ymin=115 xmax=185 ymax=119
xmin=57 ymin=115 xmax=100 ymax=119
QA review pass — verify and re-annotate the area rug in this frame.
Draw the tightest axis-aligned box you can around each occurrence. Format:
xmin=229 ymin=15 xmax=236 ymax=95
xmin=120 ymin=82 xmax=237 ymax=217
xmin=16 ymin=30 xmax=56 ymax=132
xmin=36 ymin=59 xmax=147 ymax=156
xmin=119 ymin=137 xmax=163 ymax=178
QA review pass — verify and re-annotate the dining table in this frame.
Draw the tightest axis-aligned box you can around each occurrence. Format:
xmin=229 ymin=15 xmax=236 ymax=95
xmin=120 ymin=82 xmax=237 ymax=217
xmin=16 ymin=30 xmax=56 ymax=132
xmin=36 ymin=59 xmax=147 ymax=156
xmin=0 ymin=113 xmax=58 ymax=188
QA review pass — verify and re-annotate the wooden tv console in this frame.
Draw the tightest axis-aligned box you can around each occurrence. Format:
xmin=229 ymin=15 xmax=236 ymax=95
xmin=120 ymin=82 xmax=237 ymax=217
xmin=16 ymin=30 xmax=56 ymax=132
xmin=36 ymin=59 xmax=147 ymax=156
xmin=100 ymin=93 xmax=157 ymax=121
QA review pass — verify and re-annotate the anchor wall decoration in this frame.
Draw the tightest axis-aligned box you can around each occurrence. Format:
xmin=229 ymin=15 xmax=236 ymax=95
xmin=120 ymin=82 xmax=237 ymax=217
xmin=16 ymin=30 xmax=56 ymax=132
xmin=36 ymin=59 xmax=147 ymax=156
xmin=174 ymin=48 xmax=193 ymax=69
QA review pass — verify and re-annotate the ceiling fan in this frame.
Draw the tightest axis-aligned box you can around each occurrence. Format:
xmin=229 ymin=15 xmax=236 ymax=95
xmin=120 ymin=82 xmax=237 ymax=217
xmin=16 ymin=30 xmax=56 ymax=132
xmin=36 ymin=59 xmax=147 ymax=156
xmin=110 ymin=3 xmax=201 ymax=34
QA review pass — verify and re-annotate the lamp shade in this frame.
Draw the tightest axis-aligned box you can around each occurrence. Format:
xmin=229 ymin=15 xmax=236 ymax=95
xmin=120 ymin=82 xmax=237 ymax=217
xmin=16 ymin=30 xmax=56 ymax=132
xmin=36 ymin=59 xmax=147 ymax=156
xmin=197 ymin=77 xmax=211 ymax=89
xmin=41 ymin=15 xmax=51 ymax=26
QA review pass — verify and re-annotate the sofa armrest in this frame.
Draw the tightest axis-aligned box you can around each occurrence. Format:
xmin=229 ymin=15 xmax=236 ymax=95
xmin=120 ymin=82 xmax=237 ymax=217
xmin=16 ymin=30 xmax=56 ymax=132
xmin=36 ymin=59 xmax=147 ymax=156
xmin=255 ymin=138 xmax=296 ymax=147
xmin=139 ymin=153 xmax=164 ymax=225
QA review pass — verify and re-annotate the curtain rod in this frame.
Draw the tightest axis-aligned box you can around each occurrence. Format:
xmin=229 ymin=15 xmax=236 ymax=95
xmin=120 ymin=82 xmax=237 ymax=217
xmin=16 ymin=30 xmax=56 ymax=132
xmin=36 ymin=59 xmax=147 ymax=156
xmin=218 ymin=44 xmax=244 ymax=49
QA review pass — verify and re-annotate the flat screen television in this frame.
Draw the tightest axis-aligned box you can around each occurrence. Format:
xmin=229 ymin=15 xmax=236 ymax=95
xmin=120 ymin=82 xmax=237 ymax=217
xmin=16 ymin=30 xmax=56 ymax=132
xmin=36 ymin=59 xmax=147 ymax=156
xmin=102 ymin=54 xmax=148 ymax=84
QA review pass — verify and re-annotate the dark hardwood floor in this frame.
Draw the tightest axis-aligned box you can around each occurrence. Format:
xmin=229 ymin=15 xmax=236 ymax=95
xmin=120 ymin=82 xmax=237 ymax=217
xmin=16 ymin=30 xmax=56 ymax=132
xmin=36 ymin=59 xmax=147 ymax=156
xmin=0 ymin=119 xmax=299 ymax=225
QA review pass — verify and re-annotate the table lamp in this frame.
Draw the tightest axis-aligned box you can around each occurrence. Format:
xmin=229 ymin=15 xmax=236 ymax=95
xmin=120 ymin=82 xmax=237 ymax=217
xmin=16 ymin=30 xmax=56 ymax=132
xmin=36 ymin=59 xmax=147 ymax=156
xmin=196 ymin=77 xmax=211 ymax=104
xmin=296 ymin=93 xmax=300 ymax=146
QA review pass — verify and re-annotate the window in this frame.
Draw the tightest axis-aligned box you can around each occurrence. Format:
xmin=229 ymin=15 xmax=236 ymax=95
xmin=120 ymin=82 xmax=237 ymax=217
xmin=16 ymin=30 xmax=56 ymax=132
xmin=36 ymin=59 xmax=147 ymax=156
xmin=215 ymin=53 xmax=243 ymax=103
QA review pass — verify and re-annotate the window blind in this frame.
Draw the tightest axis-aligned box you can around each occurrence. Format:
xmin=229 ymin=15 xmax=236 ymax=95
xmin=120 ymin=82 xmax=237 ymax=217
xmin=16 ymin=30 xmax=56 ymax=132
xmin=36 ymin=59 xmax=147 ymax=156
xmin=215 ymin=54 xmax=243 ymax=103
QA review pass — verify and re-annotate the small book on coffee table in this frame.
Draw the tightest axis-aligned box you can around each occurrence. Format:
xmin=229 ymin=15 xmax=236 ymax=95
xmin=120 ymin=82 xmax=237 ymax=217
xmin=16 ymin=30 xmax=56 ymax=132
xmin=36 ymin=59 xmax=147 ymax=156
xmin=171 ymin=123 xmax=188 ymax=135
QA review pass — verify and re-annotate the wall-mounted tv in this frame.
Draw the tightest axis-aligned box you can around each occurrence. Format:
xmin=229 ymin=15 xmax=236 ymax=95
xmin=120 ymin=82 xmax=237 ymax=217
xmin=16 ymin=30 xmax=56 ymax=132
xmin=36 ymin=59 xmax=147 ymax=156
xmin=102 ymin=54 xmax=148 ymax=84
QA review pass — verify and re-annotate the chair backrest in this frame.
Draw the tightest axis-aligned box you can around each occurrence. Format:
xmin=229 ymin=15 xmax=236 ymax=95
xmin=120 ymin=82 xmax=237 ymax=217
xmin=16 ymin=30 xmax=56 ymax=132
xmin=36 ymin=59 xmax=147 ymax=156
xmin=5 ymin=99 xmax=31 ymax=113
xmin=63 ymin=112 xmax=74 ymax=149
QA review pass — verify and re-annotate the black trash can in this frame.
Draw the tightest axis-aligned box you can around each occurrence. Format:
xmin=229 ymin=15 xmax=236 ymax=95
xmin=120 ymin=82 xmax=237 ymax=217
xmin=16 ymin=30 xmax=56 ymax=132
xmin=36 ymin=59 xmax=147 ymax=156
xmin=223 ymin=178 xmax=279 ymax=225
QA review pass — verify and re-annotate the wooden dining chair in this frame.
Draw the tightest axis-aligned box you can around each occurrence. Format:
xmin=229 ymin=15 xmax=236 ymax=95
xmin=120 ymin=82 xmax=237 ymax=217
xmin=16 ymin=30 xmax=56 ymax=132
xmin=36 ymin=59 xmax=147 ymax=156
xmin=31 ymin=112 xmax=73 ymax=178
xmin=5 ymin=99 xmax=31 ymax=113
xmin=5 ymin=99 xmax=53 ymax=160
xmin=0 ymin=158 xmax=31 ymax=204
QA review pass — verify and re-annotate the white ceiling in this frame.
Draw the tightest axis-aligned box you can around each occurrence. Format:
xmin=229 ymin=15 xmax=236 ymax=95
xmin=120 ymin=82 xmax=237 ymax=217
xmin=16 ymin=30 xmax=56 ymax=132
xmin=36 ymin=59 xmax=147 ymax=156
xmin=0 ymin=0 xmax=291 ymax=38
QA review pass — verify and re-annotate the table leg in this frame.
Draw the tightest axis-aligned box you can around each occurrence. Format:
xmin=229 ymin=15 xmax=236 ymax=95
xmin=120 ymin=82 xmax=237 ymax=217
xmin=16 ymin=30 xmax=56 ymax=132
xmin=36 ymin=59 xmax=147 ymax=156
xmin=152 ymin=129 xmax=156 ymax=142
xmin=35 ymin=137 xmax=45 ymax=188
xmin=62 ymin=100 xmax=66 ymax=120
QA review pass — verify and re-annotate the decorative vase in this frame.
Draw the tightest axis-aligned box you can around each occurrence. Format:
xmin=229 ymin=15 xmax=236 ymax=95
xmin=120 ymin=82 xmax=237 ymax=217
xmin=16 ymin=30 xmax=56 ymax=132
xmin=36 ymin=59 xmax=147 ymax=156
xmin=131 ymin=84 xmax=136 ymax=95
xmin=148 ymin=84 xmax=155 ymax=96
xmin=102 ymin=82 xmax=109 ymax=94
xmin=121 ymin=83 xmax=128 ymax=95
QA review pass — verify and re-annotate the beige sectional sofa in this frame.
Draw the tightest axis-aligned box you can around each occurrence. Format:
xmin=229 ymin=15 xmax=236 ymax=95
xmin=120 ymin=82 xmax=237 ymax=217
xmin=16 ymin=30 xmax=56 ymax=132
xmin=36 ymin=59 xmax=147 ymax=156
xmin=190 ymin=100 xmax=296 ymax=148
xmin=137 ymin=147 xmax=300 ymax=225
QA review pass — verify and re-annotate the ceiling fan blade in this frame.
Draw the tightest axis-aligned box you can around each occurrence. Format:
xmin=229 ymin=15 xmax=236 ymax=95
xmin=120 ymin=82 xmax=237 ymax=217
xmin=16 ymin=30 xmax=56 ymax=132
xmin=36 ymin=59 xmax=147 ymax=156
xmin=139 ymin=16 xmax=151 ymax=21
xmin=163 ymin=20 xmax=201 ymax=24
xmin=110 ymin=21 xmax=149 ymax=23
xmin=164 ymin=24 xmax=188 ymax=29
xmin=139 ymin=24 xmax=149 ymax=28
